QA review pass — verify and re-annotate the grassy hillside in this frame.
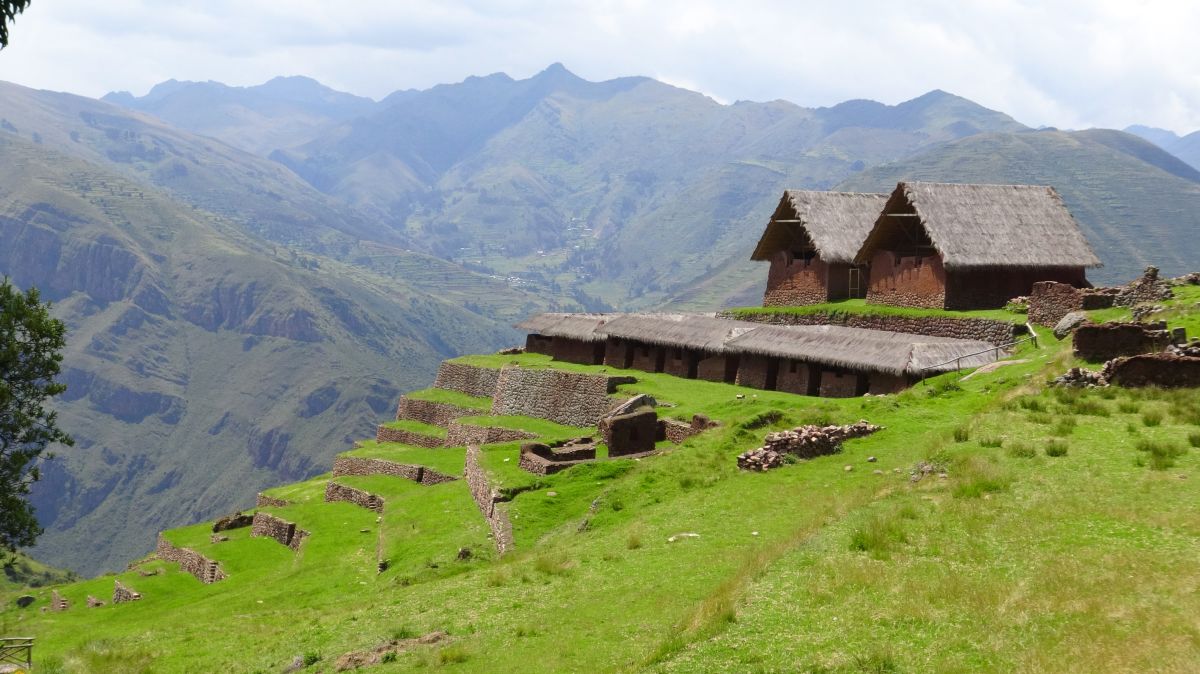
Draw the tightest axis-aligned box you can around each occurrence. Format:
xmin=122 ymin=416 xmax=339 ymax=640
xmin=5 ymin=290 xmax=1197 ymax=672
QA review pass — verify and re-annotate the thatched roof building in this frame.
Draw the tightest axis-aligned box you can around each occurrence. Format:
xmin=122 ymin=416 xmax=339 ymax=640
xmin=751 ymin=190 xmax=888 ymax=306
xmin=855 ymin=181 xmax=1100 ymax=310
xmin=515 ymin=313 xmax=613 ymax=342
xmin=598 ymin=313 xmax=758 ymax=353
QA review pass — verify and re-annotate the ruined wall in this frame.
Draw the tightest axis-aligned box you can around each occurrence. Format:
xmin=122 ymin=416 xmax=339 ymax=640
xmin=376 ymin=425 xmax=444 ymax=448
xmin=155 ymin=534 xmax=226 ymax=583
xmin=112 ymin=580 xmax=141 ymax=603
xmin=433 ymin=362 xmax=500 ymax=398
xmin=324 ymin=481 xmax=385 ymax=513
xmin=395 ymin=396 xmax=482 ymax=427
xmin=251 ymin=512 xmax=308 ymax=552
xmin=599 ymin=406 xmax=658 ymax=456
xmin=490 ymin=366 xmax=635 ymax=427
xmin=658 ymin=414 xmax=718 ymax=444
xmin=445 ymin=420 xmax=537 ymax=447
xmin=763 ymin=253 xmax=830 ymax=306
xmin=464 ymin=444 xmax=514 ymax=554
xmin=1074 ymin=323 xmax=1171 ymax=361
xmin=1029 ymin=281 xmax=1083 ymax=326
xmin=332 ymin=456 xmax=456 ymax=485
xmin=865 ymin=251 xmax=947 ymax=309
xmin=255 ymin=493 xmax=290 ymax=508
xmin=719 ymin=310 xmax=1017 ymax=347
xmin=1107 ymin=354 xmax=1200 ymax=388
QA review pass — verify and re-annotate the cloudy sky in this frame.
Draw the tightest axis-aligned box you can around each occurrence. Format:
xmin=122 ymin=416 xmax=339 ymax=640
xmin=1 ymin=0 xmax=1197 ymax=134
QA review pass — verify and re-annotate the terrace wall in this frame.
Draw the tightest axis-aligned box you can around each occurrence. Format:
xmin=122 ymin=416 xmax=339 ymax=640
xmin=251 ymin=512 xmax=308 ymax=551
xmin=324 ymin=481 xmax=385 ymax=513
xmin=376 ymin=425 xmax=444 ymax=447
xmin=1107 ymin=354 xmax=1200 ymax=388
xmin=490 ymin=366 xmax=634 ymax=427
xmin=155 ymin=534 xmax=226 ymax=584
xmin=332 ymin=456 xmax=457 ymax=485
xmin=445 ymin=420 xmax=537 ymax=447
xmin=433 ymin=362 xmax=501 ymax=398
xmin=464 ymin=444 xmax=514 ymax=554
xmin=395 ymin=396 xmax=482 ymax=428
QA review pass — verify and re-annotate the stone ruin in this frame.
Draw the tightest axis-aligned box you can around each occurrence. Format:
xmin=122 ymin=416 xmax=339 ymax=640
xmin=87 ymin=595 xmax=104 ymax=608
xmin=599 ymin=405 xmax=658 ymax=457
xmin=1051 ymin=366 xmax=1108 ymax=388
xmin=1028 ymin=267 xmax=1176 ymax=327
xmin=1073 ymin=321 xmax=1172 ymax=361
xmin=50 ymin=589 xmax=69 ymax=611
xmin=212 ymin=511 xmax=254 ymax=533
xmin=519 ymin=438 xmax=598 ymax=475
xmin=113 ymin=580 xmax=142 ymax=603
xmin=737 ymin=420 xmax=882 ymax=471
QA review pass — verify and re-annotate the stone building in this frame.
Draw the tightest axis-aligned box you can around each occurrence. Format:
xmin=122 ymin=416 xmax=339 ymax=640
xmin=520 ymin=312 xmax=612 ymax=365
xmin=854 ymin=182 xmax=1101 ymax=309
xmin=751 ymin=190 xmax=888 ymax=306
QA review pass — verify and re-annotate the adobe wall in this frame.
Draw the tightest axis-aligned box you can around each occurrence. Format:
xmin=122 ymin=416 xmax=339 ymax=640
xmin=763 ymin=252 xmax=829 ymax=306
xmin=251 ymin=512 xmax=308 ymax=552
xmin=776 ymin=359 xmax=813 ymax=395
xmin=155 ymin=534 xmax=226 ymax=584
xmin=376 ymin=425 xmax=444 ymax=448
xmin=735 ymin=354 xmax=772 ymax=390
xmin=868 ymin=372 xmax=909 ymax=395
xmin=865 ymin=251 xmax=947 ymax=309
xmin=1074 ymin=323 xmax=1171 ymax=361
xmin=324 ymin=481 xmax=385 ymax=513
xmin=464 ymin=444 xmax=514 ymax=554
xmin=433 ymin=362 xmax=501 ymax=398
xmin=445 ymin=419 xmax=537 ymax=447
xmin=255 ymin=493 xmax=290 ymax=508
xmin=696 ymin=353 xmax=733 ymax=382
xmin=1107 ymin=354 xmax=1200 ymax=388
xmin=819 ymin=369 xmax=861 ymax=398
xmin=395 ymin=396 xmax=482 ymax=428
xmin=717 ymin=310 xmax=1018 ymax=346
xmin=332 ymin=456 xmax=457 ymax=485
xmin=947 ymin=267 xmax=1087 ymax=310
xmin=550 ymin=337 xmax=605 ymax=365
xmin=490 ymin=366 xmax=635 ymax=427
xmin=525 ymin=334 xmax=553 ymax=356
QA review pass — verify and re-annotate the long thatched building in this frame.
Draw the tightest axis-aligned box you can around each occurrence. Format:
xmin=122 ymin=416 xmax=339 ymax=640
xmin=855 ymin=182 xmax=1101 ymax=309
xmin=751 ymin=190 xmax=889 ymax=305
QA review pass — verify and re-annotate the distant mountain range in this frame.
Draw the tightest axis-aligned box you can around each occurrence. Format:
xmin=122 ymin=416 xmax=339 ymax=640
xmin=1125 ymin=124 xmax=1200 ymax=172
xmin=3 ymin=64 xmax=1198 ymax=573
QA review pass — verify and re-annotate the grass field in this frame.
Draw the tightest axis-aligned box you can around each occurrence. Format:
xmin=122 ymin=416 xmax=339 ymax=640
xmin=2 ymin=291 xmax=1198 ymax=672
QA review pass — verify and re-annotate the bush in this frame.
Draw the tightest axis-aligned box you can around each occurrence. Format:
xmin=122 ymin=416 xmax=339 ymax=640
xmin=1019 ymin=397 xmax=1046 ymax=412
xmin=1135 ymin=438 xmax=1185 ymax=470
xmin=1189 ymin=432 xmax=1200 ymax=449
xmin=1117 ymin=400 xmax=1140 ymax=414
xmin=438 ymin=646 xmax=470 ymax=664
xmin=381 ymin=652 xmax=398 ymax=663
xmin=1068 ymin=398 xmax=1110 ymax=417
xmin=979 ymin=437 xmax=1004 ymax=448
xmin=1044 ymin=440 xmax=1069 ymax=457
xmin=1142 ymin=410 xmax=1164 ymax=427
xmin=303 ymin=652 xmax=321 ymax=667
xmin=953 ymin=457 xmax=1012 ymax=498
xmin=953 ymin=426 xmax=970 ymax=443
xmin=1051 ymin=417 xmax=1077 ymax=437
xmin=1007 ymin=443 xmax=1036 ymax=458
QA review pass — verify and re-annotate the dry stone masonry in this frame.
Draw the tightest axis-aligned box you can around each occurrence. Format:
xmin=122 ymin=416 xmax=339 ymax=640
xmin=433 ymin=362 xmax=501 ymax=398
xmin=212 ymin=512 xmax=254 ymax=533
xmin=445 ymin=419 xmax=537 ymax=447
xmin=720 ymin=310 xmax=1017 ymax=347
xmin=1106 ymin=353 xmax=1200 ymax=388
xmin=50 ymin=590 xmax=69 ymax=611
xmin=87 ymin=595 xmax=104 ymax=608
xmin=155 ymin=534 xmax=227 ymax=583
xmin=332 ymin=456 xmax=456 ymax=485
xmin=490 ymin=366 xmax=635 ymax=427
xmin=375 ymin=424 xmax=445 ymax=448
xmin=251 ymin=512 xmax=309 ymax=552
xmin=324 ymin=481 xmax=385 ymax=513
xmin=113 ymin=580 xmax=142 ymax=603
xmin=737 ymin=420 xmax=882 ymax=471
xmin=464 ymin=444 xmax=514 ymax=554
xmin=599 ymin=406 xmax=658 ymax=456
xmin=1073 ymin=322 xmax=1171 ymax=361
xmin=395 ymin=396 xmax=483 ymax=428
xmin=518 ymin=438 xmax=599 ymax=475
xmin=659 ymin=414 xmax=718 ymax=444
xmin=255 ymin=493 xmax=290 ymax=508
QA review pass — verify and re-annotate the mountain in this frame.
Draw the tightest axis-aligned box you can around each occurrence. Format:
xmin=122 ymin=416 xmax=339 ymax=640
xmin=835 ymin=129 xmax=1200 ymax=283
xmin=103 ymin=76 xmax=377 ymax=155
xmin=1125 ymin=124 xmax=1200 ymax=171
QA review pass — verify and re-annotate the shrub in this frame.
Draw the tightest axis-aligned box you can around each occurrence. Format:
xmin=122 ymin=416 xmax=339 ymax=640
xmin=979 ymin=437 xmax=1004 ymax=448
xmin=438 ymin=646 xmax=469 ymax=664
xmin=381 ymin=652 xmax=398 ymax=663
xmin=1142 ymin=410 xmax=1164 ymax=427
xmin=1051 ymin=417 xmax=1077 ymax=437
xmin=1028 ymin=412 xmax=1052 ymax=425
xmin=1044 ymin=440 xmax=1069 ymax=457
xmin=953 ymin=426 xmax=970 ymax=443
xmin=1135 ymin=438 xmax=1185 ymax=470
xmin=303 ymin=652 xmax=321 ymax=667
xmin=1019 ymin=397 xmax=1046 ymax=412
xmin=953 ymin=457 xmax=1011 ymax=498
xmin=1189 ymin=432 xmax=1200 ymax=449
xmin=1117 ymin=400 xmax=1140 ymax=414
xmin=1007 ymin=443 xmax=1036 ymax=458
xmin=626 ymin=532 xmax=643 ymax=550
xmin=1068 ymin=398 xmax=1110 ymax=417
xmin=534 ymin=553 xmax=573 ymax=576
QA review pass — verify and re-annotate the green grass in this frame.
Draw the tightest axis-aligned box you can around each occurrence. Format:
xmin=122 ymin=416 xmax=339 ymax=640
xmin=340 ymin=440 xmax=466 ymax=477
xmin=724 ymin=299 xmax=1027 ymax=324
xmin=8 ymin=319 xmax=1200 ymax=673
xmin=404 ymin=387 xmax=493 ymax=411
xmin=379 ymin=419 xmax=448 ymax=438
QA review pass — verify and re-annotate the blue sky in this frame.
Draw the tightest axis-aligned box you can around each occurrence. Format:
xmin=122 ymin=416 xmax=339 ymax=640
xmin=1 ymin=0 xmax=1197 ymax=134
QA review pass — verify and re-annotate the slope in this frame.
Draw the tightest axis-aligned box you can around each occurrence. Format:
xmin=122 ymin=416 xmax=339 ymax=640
xmin=0 ymin=133 xmax=517 ymax=574
xmin=835 ymin=129 xmax=1200 ymax=285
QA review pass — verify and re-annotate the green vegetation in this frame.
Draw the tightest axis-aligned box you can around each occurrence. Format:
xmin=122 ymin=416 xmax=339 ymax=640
xmin=404 ymin=388 xmax=493 ymax=411
xmin=726 ymin=299 xmax=1027 ymax=325
xmin=380 ymin=419 xmax=448 ymax=439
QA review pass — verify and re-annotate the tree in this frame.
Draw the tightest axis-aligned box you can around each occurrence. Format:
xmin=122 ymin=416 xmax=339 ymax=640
xmin=1 ymin=0 xmax=32 ymax=49
xmin=0 ymin=278 xmax=72 ymax=555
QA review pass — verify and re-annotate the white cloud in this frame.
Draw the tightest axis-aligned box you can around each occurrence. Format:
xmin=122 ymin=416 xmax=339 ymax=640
xmin=0 ymin=0 xmax=1196 ymax=133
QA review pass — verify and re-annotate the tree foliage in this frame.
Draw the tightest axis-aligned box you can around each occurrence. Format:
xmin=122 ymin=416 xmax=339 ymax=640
xmin=1 ymin=0 xmax=31 ymax=49
xmin=0 ymin=278 xmax=72 ymax=554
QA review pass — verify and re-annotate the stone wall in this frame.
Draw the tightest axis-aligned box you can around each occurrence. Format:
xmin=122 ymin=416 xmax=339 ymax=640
xmin=332 ymin=456 xmax=457 ymax=485
xmin=947 ymin=266 xmax=1087 ymax=310
xmin=819 ymin=369 xmax=862 ymax=398
xmin=212 ymin=512 xmax=254 ymax=532
xmin=255 ymin=493 xmax=290 ymax=508
xmin=865 ymin=251 xmax=947 ymax=309
xmin=518 ymin=440 xmax=597 ymax=475
xmin=735 ymin=354 xmax=772 ymax=389
xmin=1074 ymin=323 xmax=1171 ymax=361
xmin=445 ymin=419 xmax=537 ymax=447
xmin=776 ymin=359 xmax=814 ymax=395
xmin=599 ymin=406 xmax=658 ymax=456
xmin=696 ymin=353 xmax=733 ymax=382
xmin=376 ymin=424 xmax=445 ymax=448
xmin=490 ymin=366 xmax=635 ymax=427
xmin=1107 ymin=354 xmax=1200 ymax=388
xmin=51 ymin=590 xmax=69 ymax=611
xmin=156 ymin=534 xmax=226 ymax=583
xmin=550 ymin=337 xmax=606 ymax=365
xmin=658 ymin=414 xmax=718 ymax=444
xmin=464 ymin=444 xmax=514 ymax=554
xmin=113 ymin=580 xmax=141 ymax=603
xmin=763 ymin=252 xmax=830 ymax=306
xmin=324 ymin=481 xmax=385 ymax=513
xmin=395 ymin=396 xmax=483 ymax=428
xmin=629 ymin=343 xmax=662 ymax=373
xmin=251 ymin=512 xmax=309 ymax=552
xmin=719 ymin=310 xmax=1018 ymax=347
xmin=433 ymin=361 xmax=500 ymax=398
xmin=1029 ymin=281 xmax=1083 ymax=326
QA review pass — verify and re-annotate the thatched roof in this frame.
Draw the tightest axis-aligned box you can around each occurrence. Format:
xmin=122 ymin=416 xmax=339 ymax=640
xmin=514 ymin=313 xmax=614 ymax=342
xmin=519 ymin=311 xmax=1000 ymax=376
xmin=597 ymin=313 xmax=759 ymax=353
xmin=751 ymin=190 xmax=888 ymax=264
xmin=856 ymin=182 xmax=1101 ymax=269
xmin=726 ymin=324 xmax=999 ymax=376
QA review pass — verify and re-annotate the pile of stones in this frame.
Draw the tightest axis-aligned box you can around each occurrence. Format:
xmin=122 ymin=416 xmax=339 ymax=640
xmin=1167 ymin=339 xmax=1200 ymax=358
xmin=737 ymin=420 xmax=882 ymax=472
xmin=1051 ymin=366 xmax=1108 ymax=388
